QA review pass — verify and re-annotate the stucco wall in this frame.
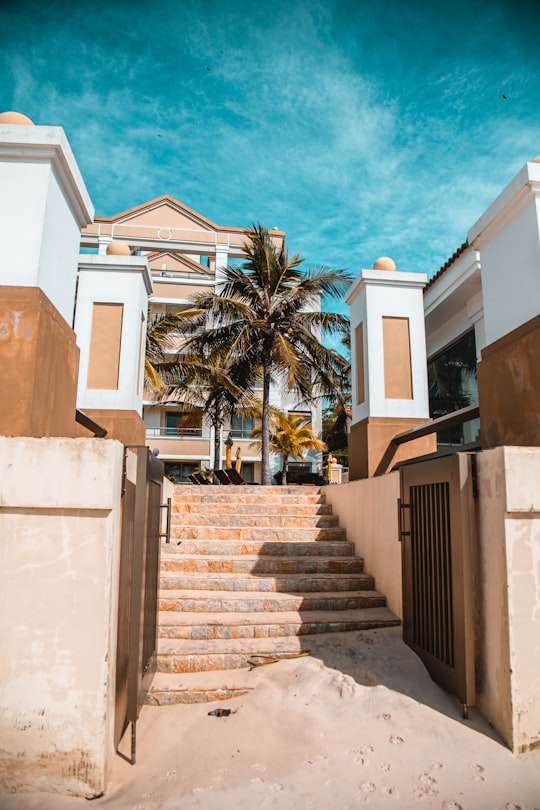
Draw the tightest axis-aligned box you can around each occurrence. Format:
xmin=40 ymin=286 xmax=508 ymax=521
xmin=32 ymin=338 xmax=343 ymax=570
xmin=322 ymin=474 xmax=402 ymax=619
xmin=0 ymin=437 xmax=124 ymax=797
xmin=475 ymin=446 xmax=540 ymax=752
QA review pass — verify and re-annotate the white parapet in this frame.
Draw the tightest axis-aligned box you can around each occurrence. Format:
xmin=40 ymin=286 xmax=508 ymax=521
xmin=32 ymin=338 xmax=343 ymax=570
xmin=0 ymin=124 xmax=94 ymax=324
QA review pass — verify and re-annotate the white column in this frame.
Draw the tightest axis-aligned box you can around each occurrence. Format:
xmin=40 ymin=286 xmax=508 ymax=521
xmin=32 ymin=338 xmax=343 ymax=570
xmin=214 ymin=246 xmax=229 ymax=285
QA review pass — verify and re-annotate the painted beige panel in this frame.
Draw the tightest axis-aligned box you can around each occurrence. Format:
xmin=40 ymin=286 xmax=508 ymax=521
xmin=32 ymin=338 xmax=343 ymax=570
xmin=147 ymin=438 xmax=211 ymax=458
xmin=383 ymin=316 xmax=412 ymax=400
xmin=87 ymin=303 xmax=123 ymax=390
xmin=322 ymin=474 xmax=402 ymax=619
xmin=355 ymin=322 xmax=365 ymax=405
xmin=119 ymin=206 xmax=211 ymax=230
xmin=0 ymin=437 xmax=124 ymax=796
xmin=151 ymin=283 xmax=209 ymax=300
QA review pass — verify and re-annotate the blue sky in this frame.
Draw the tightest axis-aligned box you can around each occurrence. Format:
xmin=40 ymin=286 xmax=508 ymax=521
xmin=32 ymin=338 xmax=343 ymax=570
xmin=2 ymin=0 xmax=540 ymax=283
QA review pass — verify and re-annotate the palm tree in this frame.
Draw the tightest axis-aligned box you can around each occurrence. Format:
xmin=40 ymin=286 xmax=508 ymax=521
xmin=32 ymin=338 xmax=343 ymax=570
xmin=251 ymin=411 xmax=326 ymax=484
xmin=181 ymin=224 xmax=351 ymax=484
xmin=172 ymin=353 xmax=259 ymax=471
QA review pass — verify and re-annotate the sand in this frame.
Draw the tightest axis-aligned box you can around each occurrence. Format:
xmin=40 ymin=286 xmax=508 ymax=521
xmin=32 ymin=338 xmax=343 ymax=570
xmin=2 ymin=627 xmax=540 ymax=809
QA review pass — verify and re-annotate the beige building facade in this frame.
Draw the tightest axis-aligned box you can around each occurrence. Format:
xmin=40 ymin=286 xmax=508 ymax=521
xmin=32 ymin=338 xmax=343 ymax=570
xmin=82 ymin=200 xmax=322 ymax=484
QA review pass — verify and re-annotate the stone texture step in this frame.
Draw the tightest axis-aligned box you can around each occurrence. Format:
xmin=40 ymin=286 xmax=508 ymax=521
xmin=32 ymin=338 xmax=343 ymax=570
xmin=159 ymin=572 xmax=374 ymax=593
xmin=165 ymin=540 xmax=355 ymax=557
xmin=159 ymin=589 xmax=387 ymax=613
xmin=146 ymin=669 xmax=254 ymax=705
xmin=160 ymin=553 xmax=364 ymax=575
xmin=157 ymin=607 xmax=400 ymax=640
xmin=174 ymin=502 xmax=333 ymax=517
xmin=172 ymin=485 xmax=325 ymax=505
xmin=171 ymin=526 xmax=346 ymax=542
xmin=156 ymin=627 xmax=406 ymax=673
xmin=172 ymin=513 xmax=339 ymax=528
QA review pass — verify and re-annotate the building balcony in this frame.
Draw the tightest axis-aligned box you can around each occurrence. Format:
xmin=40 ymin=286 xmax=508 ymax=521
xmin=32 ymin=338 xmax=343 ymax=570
xmin=146 ymin=427 xmax=203 ymax=438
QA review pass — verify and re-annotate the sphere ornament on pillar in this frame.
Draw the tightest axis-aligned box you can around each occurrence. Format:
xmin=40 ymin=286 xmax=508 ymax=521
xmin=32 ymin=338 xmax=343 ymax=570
xmin=532 ymin=155 xmax=540 ymax=163
xmin=373 ymin=256 xmax=396 ymax=272
xmin=106 ymin=240 xmax=131 ymax=256
xmin=0 ymin=110 xmax=35 ymax=125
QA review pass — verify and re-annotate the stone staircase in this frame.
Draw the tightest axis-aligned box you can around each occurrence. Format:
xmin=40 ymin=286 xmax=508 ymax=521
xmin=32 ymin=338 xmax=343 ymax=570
xmin=146 ymin=485 xmax=400 ymax=705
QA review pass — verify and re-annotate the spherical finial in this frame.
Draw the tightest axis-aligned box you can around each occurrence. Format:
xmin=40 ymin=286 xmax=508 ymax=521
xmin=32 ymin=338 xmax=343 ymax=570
xmin=531 ymin=155 xmax=540 ymax=163
xmin=106 ymin=240 xmax=131 ymax=256
xmin=373 ymin=256 xmax=396 ymax=272
xmin=0 ymin=111 xmax=35 ymax=126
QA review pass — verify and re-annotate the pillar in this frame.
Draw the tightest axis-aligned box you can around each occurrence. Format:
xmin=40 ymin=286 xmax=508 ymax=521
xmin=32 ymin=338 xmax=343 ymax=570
xmin=0 ymin=112 xmax=94 ymax=437
xmin=346 ymin=257 xmax=435 ymax=479
xmin=74 ymin=242 xmax=153 ymax=446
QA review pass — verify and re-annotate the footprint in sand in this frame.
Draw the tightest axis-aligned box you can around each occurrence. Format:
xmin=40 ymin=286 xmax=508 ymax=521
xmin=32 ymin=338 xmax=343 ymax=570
xmin=381 ymin=786 xmax=397 ymax=797
xmin=251 ymin=762 xmax=267 ymax=772
xmin=379 ymin=762 xmax=391 ymax=771
xmin=359 ymin=744 xmax=374 ymax=756
xmin=378 ymin=712 xmax=392 ymax=721
xmin=412 ymin=772 xmax=439 ymax=799
xmin=272 ymin=782 xmax=285 ymax=791
xmin=442 ymin=801 xmax=463 ymax=810
xmin=504 ymin=805 xmax=523 ymax=810
xmin=360 ymin=780 xmax=377 ymax=793
xmin=471 ymin=763 xmax=485 ymax=782
xmin=390 ymin=735 xmax=404 ymax=745
xmin=431 ymin=762 xmax=443 ymax=770
xmin=251 ymin=777 xmax=265 ymax=785
xmin=165 ymin=769 xmax=177 ymax=778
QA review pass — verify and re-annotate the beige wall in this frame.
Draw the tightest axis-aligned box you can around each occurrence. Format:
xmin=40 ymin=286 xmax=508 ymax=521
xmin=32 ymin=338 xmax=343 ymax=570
xmin=475 ymin=446 xmax=540 ymax=752
xmin=0 ymin=438 xmax=124 ymax=797
xmin=322 ymin=474 xmax=402 ymax=619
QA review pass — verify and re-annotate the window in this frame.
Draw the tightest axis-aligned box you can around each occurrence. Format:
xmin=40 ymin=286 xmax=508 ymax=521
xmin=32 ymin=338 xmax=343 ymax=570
xmin=164 ymin=462 xmax=201 ymax=483
xmin=428 ymin=331 xmax=479 ymax=446
xmin=165 ymin=410 xmax=202 ymax=437
xmin=231 ymin=414 xmax=254 ymax=438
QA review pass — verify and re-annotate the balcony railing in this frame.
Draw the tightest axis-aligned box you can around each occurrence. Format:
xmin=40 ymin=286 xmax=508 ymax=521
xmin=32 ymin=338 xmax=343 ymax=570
xmin=145 ymin=427 xmax=204 ymax=438
xmin=230 ymin=429 xmax=256 ymax=440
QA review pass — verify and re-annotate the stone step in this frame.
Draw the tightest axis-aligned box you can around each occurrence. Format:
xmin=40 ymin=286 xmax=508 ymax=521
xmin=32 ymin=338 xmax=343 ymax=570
xmin=154 ymin=624 xmax=400 ymax=673
xmin=164 ymin=540 xmax=355 ymax=557
xmin=172 ymin=485 xmax=325 ymax=505
xmin=174 ymin=502 xmax=333 ymax=517
xmin=159 ymin=589 xmax=387 ymax=613
xmin=146 ymin=669 xmax=254 ymax=705
xmin=172 ymin=513 xmax=340 ymax=528
xmin=160 ymin=554 xmax=364 ymax=575
xmin=159 ymin=572 xmax=374 ymax=593
xmin=158 ymin=606 xmax=400 ymax=640
xmin=171 ymin=526 xmax=347 ymax=543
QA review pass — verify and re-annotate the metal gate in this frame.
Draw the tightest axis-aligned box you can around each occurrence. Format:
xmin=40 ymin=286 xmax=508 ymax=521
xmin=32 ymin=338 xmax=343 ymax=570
xmin=115 ymin=447 xmax=164 ymax=762
xmin=399 ymin=453 xmax=476 ymax=715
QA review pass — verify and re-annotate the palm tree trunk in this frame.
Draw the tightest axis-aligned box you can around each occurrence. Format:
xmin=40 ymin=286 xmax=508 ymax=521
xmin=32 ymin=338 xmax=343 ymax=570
xmin=213 ymin=412 xmax=223 ymax=472
xmin=281 ymin=453 xmax=288 ymax=486
xmin=261 ymin=362 xmax=271 ymax=485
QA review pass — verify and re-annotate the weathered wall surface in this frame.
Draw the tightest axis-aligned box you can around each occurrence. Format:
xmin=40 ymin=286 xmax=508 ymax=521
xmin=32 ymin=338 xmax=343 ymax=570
xmin=0 ymin=437 xmax=124 ymax=797
xmin=475 ymin=446 xmax=540 ymax=752
xmin=322 ymin=474 xmax=402 ymax=619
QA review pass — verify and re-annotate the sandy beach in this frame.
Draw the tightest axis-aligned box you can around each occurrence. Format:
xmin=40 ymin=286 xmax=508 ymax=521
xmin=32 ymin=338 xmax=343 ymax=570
xmin=3 ymin=627 xmax=540 ymax=810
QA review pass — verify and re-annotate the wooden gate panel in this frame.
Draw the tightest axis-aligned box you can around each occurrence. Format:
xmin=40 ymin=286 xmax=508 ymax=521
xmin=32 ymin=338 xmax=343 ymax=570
xmin=400 ymin=453 xmax=475 ymax=713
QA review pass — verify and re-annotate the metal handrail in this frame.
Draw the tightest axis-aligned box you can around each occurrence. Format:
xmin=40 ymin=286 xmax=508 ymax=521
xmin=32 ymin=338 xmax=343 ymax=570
xmin=75 ymin=409 xmax=107 ymax=438
xmin=145 ymin=427 xmax=204 ymax=438
xmin=391 ymin=404 xmax=480 ymax=446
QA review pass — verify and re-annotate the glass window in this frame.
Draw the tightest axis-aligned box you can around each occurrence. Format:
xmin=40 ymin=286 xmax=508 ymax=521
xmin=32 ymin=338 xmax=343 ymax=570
xmin=231 ymin=414 xmax=254 ymax=438
xmin=428 ymin=331 xmax=479 ymax=446
xmin=164 ymin=461 xmax=200 ymax=483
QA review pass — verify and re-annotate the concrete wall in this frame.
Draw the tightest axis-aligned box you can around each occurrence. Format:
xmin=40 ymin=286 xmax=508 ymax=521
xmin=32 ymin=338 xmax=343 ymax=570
xmin=475 ymin=446 xmax=540 ymax=753
xmin=322 ymin=474 xmax=402 ymax=619
xmin=0 ymin=437 xmax=124 ymax=797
